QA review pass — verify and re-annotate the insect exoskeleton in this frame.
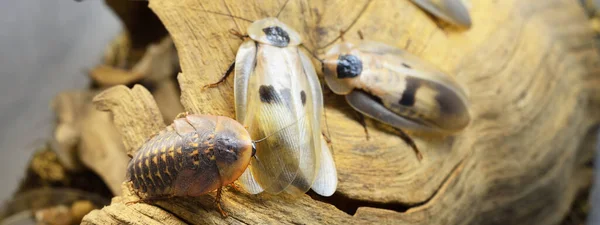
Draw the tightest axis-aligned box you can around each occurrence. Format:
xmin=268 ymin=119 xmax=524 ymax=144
xmin=126 ymin=114 xmax=254 ymax=217
xmin=320 ymin=40 xmax=471 ymax=136
xmin=410 ymin=0 xmax=472 ymax=28
xmin=232 ymin=17 xmax=338 ymax=198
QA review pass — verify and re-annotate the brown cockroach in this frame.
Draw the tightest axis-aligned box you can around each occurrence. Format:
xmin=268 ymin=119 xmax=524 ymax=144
xmin=125 ymin=113 xmax=256 ymax=217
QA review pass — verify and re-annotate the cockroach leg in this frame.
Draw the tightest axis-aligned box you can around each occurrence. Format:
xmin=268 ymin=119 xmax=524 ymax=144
xmin=175 ymin=111 xmax=190 ymax=119
xmin=405 ymin=39 xmax=412 ymax=49
xmin=321 ymin=131 xmax=332 ymax=144
xmin=357 ymin=30 xmax=364 ymax=40
xmin=354 ymin=111 xmax=370 ymax=140
xmin=421 ymin=12 xmax=449 ymax=35
xmin=229 ymin=29 xmax=249 ymax=40
xmin=203 ymin=62 xmax=235 ymax=89
xmin=228 ymin=182 xmax=242 ymax=192
xmin=393 ymin=128 xmax=422 ymax=161
xmin=215 ymin=187 xmax=228 ymax=218
xmin=125 ymin=195 xmax=173 ymax=206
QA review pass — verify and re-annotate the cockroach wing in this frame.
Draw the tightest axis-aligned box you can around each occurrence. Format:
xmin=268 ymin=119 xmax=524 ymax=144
xmin=234 ymin=40 xmax=258 ymax=123
xmin=236 ymin=44 xmax=320 ymax=196
xmin=296 ymin=49 xmax=337 ymax=196
xmin=410 ymin=0 xmax=472 ymax=28
xmin=357 ymin=41 xmax=468 ymax=98
xmin=357 ymin=41 xmax=471 ymax=132
xmin=345 ymin=90 xmax=440 ymax=133
xmin=234 ymin=40 xmax=265 ymax=194
xmin=237 ymin=165 xmax=264 ymax=194
xmin=310 ymin=136 xmax=338 ymax=196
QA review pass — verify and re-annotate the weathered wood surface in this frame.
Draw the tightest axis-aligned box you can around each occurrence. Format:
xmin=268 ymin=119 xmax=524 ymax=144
xmin=82 ymin=0 xmax=600 ymax=224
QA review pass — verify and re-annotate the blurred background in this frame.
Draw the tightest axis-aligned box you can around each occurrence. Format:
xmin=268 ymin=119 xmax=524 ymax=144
xmin=0 ymin=0 xmax=119 ymax=202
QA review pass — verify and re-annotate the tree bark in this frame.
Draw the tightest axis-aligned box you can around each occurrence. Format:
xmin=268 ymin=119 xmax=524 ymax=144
xmin=82 ymin=0 xmax=600 ymax=224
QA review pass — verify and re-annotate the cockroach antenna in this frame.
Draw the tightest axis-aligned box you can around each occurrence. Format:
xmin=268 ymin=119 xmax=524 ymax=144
xmin=300 ymin=45 xmax=324 ymax=64
xmin=317 ymin=0 xmax=373 ymax=50
xmin=202 ymin=10 xmax=254 ymax=23
xmin=276 ymin=0 xmax=291 ymax=18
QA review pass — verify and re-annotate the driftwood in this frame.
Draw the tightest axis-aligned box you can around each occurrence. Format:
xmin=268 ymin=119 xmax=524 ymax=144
xmin=82 ymin=0 xmax=600 ymax=224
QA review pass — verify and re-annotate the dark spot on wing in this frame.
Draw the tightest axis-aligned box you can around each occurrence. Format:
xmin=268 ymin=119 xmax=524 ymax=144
xmin=337 ymin=54 xmax=363 ymax=79
xmin=259 ymin=85 xmax=278 ymax=103
xmin=401 ymin=63 xmax=412 ymax=69
xmin=263 ymin=26 xmax=290 ymax=47
xmin=399 ymin=78 xmax=421 ymax=106
xmin=300 ymin=90 xmax=306 ymax=105
xmin=434 ymin=84 xmax=463 ymax=114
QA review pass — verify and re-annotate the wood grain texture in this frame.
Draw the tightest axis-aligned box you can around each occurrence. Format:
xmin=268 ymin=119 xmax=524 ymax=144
xmin=82 ymin=0 xmax=600 ymax=224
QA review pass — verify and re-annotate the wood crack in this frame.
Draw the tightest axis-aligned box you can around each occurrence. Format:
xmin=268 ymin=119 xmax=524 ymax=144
xmin=308 ymin=157 xmax=468 ymax=215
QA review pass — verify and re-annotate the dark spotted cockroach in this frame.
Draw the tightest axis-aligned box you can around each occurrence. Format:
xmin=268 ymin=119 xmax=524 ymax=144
xmin=320 ymin=39 xmax=471 ymax=161
xmin=126 ymin=113 xmax=255 ymax=217
xmin=201 ymin=4 xmax=338 ymax=197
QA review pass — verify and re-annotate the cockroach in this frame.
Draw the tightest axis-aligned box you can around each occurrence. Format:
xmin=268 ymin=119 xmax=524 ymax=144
xmin=320 ymin=38 xmax=471 ymax=160
xmin=202 ymin=4 xmax=338 ymax=197
xmin=410 ymin=0 xmax=472 ymax=28
xmin=126 ymin=113 xmax=256 ymax=217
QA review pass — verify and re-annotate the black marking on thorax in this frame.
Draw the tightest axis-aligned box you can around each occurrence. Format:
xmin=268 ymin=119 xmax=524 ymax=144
xmin=263 ymin=26 xmax=290 ymax=47
xmin=214 ymin=134 xmax=240 ymax=164
xmin=399 ymin=78 xmax=421 ymax=106
xmin=337 ymin=54 xmax=363 ymax=78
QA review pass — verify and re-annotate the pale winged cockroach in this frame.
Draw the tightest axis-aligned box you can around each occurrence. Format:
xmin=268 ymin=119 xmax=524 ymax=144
xmin=125 ymin=113 xmax=306 ymax=217
xmin=319 ymin=38 xmax=471 ymax=159
xmin=201 ymin=3 xmax=338 ymax=198
xmin=410 ymin=0 xmax=472 ymax=28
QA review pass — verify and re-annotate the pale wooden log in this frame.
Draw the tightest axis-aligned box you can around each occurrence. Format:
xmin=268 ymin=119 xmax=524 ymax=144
xmin=92 ymin=36 xmax=179 ymax=87
xmin=50 ymin=90 xmax=129 ymax=195
xmin=50 ymin=91 xmax=90 ymax=171
xmin=78 ymin=101 xmax=130 ymax=195
xmin=83 ymin=0 xmax=600 ymax=224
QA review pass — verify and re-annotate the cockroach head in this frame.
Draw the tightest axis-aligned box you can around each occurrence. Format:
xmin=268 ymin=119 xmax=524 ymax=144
xmin=248 ymin=17 xmax=302 ymax=47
